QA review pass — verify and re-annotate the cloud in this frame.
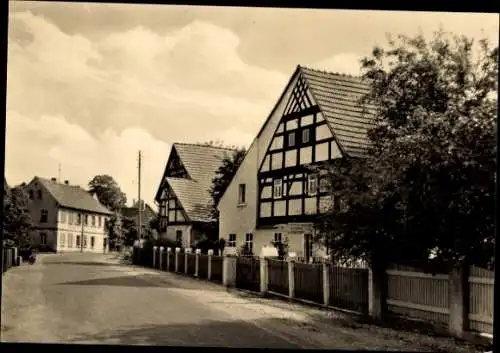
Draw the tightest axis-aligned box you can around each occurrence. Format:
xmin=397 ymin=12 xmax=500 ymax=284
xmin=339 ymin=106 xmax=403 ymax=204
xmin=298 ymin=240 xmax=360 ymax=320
xmin=6 ymin=111 xmax=170 ymax=208
xmin=6 ymin=9 xmax=292 ymax=205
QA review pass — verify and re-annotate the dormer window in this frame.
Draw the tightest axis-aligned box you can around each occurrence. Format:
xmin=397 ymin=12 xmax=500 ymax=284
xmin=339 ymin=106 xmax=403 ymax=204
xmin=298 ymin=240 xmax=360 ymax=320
xmin=29 ymin=190 xmax=34 ymax=199
xmin=37 ymin=190 xmax=42 ymax=199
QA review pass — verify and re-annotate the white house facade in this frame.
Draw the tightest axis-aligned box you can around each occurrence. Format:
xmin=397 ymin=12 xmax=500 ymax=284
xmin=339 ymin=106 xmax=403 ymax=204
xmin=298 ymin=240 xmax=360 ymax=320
xmin=217 ymin=65 xmax=375 ymax=261
xmin=23 ymin=177 xmax=113 ymax=253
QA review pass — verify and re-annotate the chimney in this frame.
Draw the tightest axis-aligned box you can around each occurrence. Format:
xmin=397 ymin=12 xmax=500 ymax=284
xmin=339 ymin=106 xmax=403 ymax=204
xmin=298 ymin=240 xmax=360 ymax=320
xmin=51 ymin=177 xmax=57 ymax=182
xmin=64 ymin=180 xmax=69 ymax=185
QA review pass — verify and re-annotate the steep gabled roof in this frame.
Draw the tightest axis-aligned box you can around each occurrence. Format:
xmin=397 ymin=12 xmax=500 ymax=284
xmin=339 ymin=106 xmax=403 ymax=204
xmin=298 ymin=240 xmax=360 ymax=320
xmin=35 ymin=177 xmax=113 ymax=215
xmin=299 ymin=66 xmax=377 ymax=158
xmin=156 ymin=143 xmax=237 ymax=222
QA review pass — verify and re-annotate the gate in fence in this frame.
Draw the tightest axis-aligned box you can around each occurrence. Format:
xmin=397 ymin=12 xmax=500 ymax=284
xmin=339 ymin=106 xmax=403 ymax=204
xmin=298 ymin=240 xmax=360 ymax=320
xmin=267 ymin=259 xmax=289 ymax=296
xmin=235 ymin=256 xmax=260 ymax=292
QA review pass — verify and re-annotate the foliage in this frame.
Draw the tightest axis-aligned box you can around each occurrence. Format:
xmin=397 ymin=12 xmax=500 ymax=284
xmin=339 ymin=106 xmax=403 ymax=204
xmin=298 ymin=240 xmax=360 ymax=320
xmin=89 ymin=175 xmax=128 ymax=249
xmin=239 ymin=243 xmax=254 ymax=256
xmin=271 ymin=239 xmax=289 ymax=260
xmin=209 ymin=147 xmax=247 ymax=217
xmin=88 ymin=175 xmax=127 ymax=212
xmin=200 ymin=139 xmax=243 ymax=151
xmin=3 ymin=185 xmax=33 ymax=247
xmin=315 ymin=30 xmax=497 ymax=270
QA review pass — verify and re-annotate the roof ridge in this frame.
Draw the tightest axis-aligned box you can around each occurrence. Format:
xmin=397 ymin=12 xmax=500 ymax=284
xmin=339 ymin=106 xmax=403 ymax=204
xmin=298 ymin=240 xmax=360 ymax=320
xmin=299 ymin=65 xmax=365 ymax=81
xmin=174 ymin=142 xmax=239 ymax=152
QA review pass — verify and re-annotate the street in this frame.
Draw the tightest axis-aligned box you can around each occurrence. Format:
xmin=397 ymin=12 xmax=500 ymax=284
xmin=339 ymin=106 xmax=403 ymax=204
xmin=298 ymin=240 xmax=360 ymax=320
xmin=0 ymin=253 xmax=481 ymax=351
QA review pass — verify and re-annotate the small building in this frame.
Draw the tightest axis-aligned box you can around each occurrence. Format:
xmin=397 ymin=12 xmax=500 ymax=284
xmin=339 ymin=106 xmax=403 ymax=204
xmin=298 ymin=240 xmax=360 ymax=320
xmin=23 ymin=176 xmax=113 ymax=253
xmin=121 ymin=200 xmax=158 ymax=239
xmin=154 ymin=143 xmax=237 ymax=248
xmin=217 ymin=65 xmax=375 ymax=261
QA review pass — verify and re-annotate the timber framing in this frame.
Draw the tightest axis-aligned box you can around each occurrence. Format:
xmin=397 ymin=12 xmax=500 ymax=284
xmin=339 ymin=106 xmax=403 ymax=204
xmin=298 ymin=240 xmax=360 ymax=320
xmin=257 ymin=72 xmax=337 ymax=228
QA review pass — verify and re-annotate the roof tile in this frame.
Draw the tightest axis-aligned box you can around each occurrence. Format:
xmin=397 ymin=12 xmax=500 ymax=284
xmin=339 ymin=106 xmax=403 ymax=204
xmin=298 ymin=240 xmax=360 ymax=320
xmin=300 ymin=66 xmax=376 ymax=156
xmin=36 ymin=177 xmax=113 ymax=215
xmin=167 ymin=143 xmax=237 ymax=223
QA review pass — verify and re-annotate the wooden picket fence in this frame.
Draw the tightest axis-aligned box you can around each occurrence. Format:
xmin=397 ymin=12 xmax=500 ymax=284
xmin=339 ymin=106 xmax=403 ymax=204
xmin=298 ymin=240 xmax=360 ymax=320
xmin=132 ymin=247 xmax=493 ymax=336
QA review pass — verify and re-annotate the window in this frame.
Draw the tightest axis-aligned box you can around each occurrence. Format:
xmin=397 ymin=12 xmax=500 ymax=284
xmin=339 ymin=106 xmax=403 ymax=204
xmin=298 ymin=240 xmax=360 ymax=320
xmin=245 ymin=233 xmax=253 ymax=253
xmin=273 ymin=179 xmax=283 ymax=199
xmin=306 ymin=174 xmax=318 ymax=196
xmin=176 ymin=230 xmax=182 ymax=244
xmin=302 ymin=128 xmax=310 ymax=144
xmin=40 ymin=233 xmax=47 ymax=245
xmin=84 ymin=215 xmax=89 ymax=226
xmin=274 ymin=232 xmax=282 ymax=244
xmin=287 ymin=132 xmax=296 ymax=147
xmin=37 ymin=190 xmax=42 ymax=199
xmin=90 ymin=236 xmax=95 ymax=249
xmin=29 ymin=190 xmax=34 ymax=199
xmin=98 ymin=216 xmax=101 ymax=228
xmin=60 ymin=233 xmax=66 ymax=247
xmin=238 ymin=184 xmax=246 ymax=204
xmin=40 ymin=209 xmax=48 ymax=223
xmin=83 ymin=236 xmax=88 ymax=248
xmin=319 ymin=177 xmax=328 ymax=193
xmin=76 ymin=235 xmax=81 ymax=248
xmin=76 ymin=213 xmax=81 ymax=225
xmin=228 ymin=233 xmax=237 ymax=247
xmin=91 ymin=215 xmax=96 ymax=227
xmin=68 ymin=234 xmax=73 ymax=248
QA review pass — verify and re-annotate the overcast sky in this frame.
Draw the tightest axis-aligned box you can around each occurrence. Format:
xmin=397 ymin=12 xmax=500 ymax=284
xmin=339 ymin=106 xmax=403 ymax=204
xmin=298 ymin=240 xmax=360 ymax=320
xmin=5 ymin=2 xmax=498 ymax=209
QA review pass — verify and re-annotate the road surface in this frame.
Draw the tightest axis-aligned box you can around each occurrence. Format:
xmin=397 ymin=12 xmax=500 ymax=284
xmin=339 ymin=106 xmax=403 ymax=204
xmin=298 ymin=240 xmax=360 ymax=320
xmin=0 ymin=252 xmax=481 ymax=351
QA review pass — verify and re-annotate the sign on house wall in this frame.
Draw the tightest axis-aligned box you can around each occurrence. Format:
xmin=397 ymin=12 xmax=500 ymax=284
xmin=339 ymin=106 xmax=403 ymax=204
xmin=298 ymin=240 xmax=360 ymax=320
xmin=276 ymin=223 xmax=314 ymax=234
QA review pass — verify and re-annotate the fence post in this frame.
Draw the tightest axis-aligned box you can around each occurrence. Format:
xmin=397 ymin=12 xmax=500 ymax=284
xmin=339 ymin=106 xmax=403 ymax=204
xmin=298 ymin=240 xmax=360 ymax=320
xmin=152 ymin=246 xmax=157 ymax=268
xmin=13 ymin=248 xmax=18 ymax=266
xmin=322 ymin=255 xmax=330 ymax=306
xmin=166 ymin=247 xmax=171 ymax=271
xmin=207 ymin=249 xmax=213 ymax=280
xmin=159 ymin=247 xmax=164 ymax=270
xmin=175 ymin=247 xmax=180 ymax=272
xmin=223 ymin=255 xmax=237 ymax=287
xmin=185 ymin=248 xmax=191 ymax=274
xmin=260 ymin=256 xmax=269 ymax=295
xmin=288 ymin=257 xmax=295 ymax=298
xmin=368 ymin=262 xmax=387 ymax=323
xmin=448 ymin=264 xmax=470 ymax=338
xmin=195 ymin=249 xmax=201 ymax=277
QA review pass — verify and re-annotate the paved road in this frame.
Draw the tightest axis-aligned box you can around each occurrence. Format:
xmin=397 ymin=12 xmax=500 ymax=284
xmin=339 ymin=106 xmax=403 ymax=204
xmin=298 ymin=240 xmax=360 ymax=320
xmin=0 ymin=252 xmax=326 ymax=347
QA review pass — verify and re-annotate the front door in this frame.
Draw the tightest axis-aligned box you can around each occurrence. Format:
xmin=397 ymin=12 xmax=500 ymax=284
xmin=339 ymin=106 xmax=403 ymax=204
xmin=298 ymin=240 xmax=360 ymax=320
xmin=304 ymin=233 xmax=313 ymax=263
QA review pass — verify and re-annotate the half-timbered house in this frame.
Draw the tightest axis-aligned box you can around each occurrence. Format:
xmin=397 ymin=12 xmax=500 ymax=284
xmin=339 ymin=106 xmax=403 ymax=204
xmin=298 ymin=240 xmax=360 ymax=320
xmin=217 ymin=65 xmax=375 ymax=261
xmin=154 ymin=143 xmax=237 ymax=248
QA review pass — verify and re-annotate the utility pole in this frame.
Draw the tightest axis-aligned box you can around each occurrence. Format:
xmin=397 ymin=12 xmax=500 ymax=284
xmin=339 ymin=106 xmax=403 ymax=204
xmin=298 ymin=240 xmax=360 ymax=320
xmin=80 ymin=213 xmax=84 ymax=253
xmin=138 ymin=150 xmax=142 ymax=241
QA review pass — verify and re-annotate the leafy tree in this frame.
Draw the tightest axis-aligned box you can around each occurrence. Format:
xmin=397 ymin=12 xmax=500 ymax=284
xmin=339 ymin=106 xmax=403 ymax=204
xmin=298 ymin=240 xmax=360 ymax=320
xmin=3 ymin=185 xmax=34 ymax=247
xmin=315 ymin=30 xmax=497 ymax=271
xmin=89 ymin=175 xmax=128 ymax=249
xmin=88 ymin=175 xmax=127 ymax=212
xmin=210 ymin=147 xmax=246 ymax=215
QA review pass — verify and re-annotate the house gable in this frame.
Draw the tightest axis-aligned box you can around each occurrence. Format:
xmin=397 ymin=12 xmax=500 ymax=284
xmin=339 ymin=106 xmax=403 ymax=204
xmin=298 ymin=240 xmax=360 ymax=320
xmin=256 ymin=71 xmax=346 ymax=227
xmin=218 ymin=66 xmax=303 ymax=238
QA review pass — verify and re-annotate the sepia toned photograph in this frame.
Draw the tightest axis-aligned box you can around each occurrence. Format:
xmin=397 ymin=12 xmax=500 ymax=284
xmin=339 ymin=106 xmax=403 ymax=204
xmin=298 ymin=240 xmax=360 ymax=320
xmin=1 ymin=1 xmax=497 ymax=352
